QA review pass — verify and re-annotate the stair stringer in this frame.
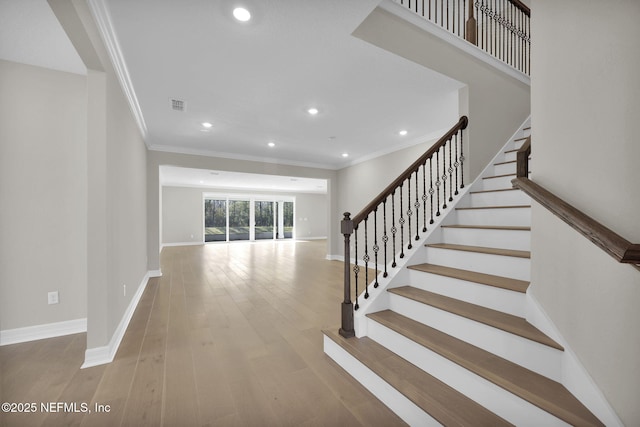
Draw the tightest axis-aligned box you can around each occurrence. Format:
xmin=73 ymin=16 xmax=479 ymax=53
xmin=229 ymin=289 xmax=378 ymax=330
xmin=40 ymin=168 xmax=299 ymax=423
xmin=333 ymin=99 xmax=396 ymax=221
xmin=523 ymin=293 xmax=625 ymax=427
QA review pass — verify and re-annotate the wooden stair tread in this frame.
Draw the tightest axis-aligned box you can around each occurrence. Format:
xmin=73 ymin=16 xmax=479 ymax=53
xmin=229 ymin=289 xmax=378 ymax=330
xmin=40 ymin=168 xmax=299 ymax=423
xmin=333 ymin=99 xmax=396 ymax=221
xmin=470 ymin=188 xmax=520 ymax=194
xmin=483 ymin=173 xmax=517 ymax=180
xmin=366 ymin=311 xmax=604 ymax=427
xmin=442 ymin=224 xmax=530 ymax=231
xmin=426 ymin=243 xmax=530 ymax=259
xmin=494 ymin=160 xmax=517 ymax=166
xmin=514 ymin=137 xmax=529 ymax=142
xmin=323 ymin=330 xmax=513 ymax=427
xmin=408 ymin=263 xmax=529 ymax=293
xmin=387 ymin=286 xmax=563 ymax=350
xmin=455 ymin=205 xmax=530 ymax=210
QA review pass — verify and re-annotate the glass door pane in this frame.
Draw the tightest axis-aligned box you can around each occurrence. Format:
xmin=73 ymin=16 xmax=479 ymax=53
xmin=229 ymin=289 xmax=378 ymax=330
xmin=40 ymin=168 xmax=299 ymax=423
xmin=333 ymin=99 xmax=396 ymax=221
xmin=283 ymin=201 xmax=294 ymax=239
xmin=228 ymin=200 xmax=250 ymax=241
xmin=254 ymin=201 xmax=274 ymax=240
xmin=204 ymin=199 xmax=227 ymax=242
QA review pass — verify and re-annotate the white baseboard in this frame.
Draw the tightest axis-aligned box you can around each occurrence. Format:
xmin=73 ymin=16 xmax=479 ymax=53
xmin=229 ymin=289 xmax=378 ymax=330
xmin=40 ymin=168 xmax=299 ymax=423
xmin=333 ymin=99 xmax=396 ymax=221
xmin=161 ymin=241 xmax=203 ymax=250
xmin=148 ymin=269 xmax=162 ymax=277
xmin=0 ymin=318 xmax=87 ymax=346
xmin=526 ymin=292 xmax=624 ymax=427
xmin=81 ymin=270 xmax=153 ymax=368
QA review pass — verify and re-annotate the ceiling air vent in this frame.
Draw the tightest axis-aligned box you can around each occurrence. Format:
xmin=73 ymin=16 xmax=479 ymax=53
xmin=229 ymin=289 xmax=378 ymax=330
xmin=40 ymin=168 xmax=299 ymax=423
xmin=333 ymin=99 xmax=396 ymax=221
xmin=170 ymin=98 xmax=186 ymax=112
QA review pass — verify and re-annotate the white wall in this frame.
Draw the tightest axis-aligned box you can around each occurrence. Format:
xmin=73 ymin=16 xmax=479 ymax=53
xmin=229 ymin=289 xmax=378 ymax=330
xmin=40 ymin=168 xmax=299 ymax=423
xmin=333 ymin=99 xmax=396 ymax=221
xmin=162 ymin=186 xmax=327 ymax=245
xmin=338 ymin=137 xmax=441 ymax=227
xmin=353 ymin=5 xmax=531 ymax=182
xmin=295 ymin=193 xmax=327 ymax=239
xmin=0 ymin=59 xmax=87 ymax=331
xmin=49 ymin=0 xmax=149 ymax=352
xmin=530 ymin=1 xmax=640 ymax=425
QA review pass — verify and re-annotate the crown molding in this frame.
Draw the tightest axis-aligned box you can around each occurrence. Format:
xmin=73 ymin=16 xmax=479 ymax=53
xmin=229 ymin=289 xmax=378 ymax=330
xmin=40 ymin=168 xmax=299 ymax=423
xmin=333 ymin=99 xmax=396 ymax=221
xmin=87 ymin=0 xmax=148 ymax=141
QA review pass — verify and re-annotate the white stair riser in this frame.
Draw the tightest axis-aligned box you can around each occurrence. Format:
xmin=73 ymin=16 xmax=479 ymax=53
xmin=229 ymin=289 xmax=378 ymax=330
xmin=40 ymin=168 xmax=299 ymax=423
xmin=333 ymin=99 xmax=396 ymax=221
xmin=405 ymin=270 xmax=527 ymax=317
xmin=467 ymin=190 xmax=530 ymax=207
xmin=512 ymin=139 xmax=528 ymax=150
xmin=323 ymin=335 xmax=440 ymax=426
xmin=454 ymin=207 xmax=531 ymax=227
xmin=481 ymin=175 xmax=516 ymax=191
xmin=441 ymin=227 xmax=531 ymax=251
xmin=367 ymin=321 xmax=571 ymax=427
xmin=504 ymin=151 xmax=517 ymax=162
xmin=387 ymin=294 xmax=563 ymax=381
xmin=493 ymin=162 xmax=517 ymax=176
xmin=424 ymin=247 xmax=530 ymax=281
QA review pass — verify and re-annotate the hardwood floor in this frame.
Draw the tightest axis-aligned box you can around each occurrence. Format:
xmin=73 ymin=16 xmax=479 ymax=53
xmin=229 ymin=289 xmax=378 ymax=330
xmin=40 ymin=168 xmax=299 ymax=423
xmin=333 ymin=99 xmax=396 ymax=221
xmin=0 ymin=240 xmax=404 ymax=427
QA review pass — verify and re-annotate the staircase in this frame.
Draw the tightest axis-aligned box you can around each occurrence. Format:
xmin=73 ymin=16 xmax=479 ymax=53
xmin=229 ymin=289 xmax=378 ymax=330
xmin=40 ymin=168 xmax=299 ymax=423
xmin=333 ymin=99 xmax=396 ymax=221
xmin=324 ymin=123 xmax=618 ymax=426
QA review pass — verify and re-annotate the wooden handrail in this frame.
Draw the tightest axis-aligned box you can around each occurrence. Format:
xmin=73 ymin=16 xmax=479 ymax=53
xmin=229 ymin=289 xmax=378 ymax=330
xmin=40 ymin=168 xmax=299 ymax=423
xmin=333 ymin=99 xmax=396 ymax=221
xmin=339 ymin=116 xmax=469 ymax=338
xmin=512 ymin=141 xmax=640 ymax=266
xmin=509 ymin=0 xmax=531 ymax=17
xmin=352 ymin=116 xmax=468 ymax=225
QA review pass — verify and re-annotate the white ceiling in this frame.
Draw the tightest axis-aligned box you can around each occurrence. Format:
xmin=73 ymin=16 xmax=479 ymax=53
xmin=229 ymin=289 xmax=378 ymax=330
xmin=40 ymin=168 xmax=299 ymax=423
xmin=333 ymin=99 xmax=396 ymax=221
xmin=1 ymin=0 xmax=464 ymax=189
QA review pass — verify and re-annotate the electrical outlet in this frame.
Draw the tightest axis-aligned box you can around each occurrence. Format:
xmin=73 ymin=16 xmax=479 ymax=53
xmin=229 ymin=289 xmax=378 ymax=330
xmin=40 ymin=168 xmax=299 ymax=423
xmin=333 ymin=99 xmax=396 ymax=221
xmin=48 ymin=291 xmax=59 ymax=305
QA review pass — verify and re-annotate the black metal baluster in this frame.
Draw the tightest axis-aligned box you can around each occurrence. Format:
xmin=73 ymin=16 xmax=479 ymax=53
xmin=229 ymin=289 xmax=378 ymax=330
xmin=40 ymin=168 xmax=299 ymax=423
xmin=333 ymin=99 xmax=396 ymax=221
xmin=364 ymin=217 xmax=369 ymax=299
xmin=452 ymin=0 xmax=456 ymax=35
xmin=442 ymin=141 xmax=448 ymax=210
xmin=460 ymin=127 xmax=465 ymax=188
xmin=434 ymin=0 xmax=438 ymax=24
xmin=383 ymin=198 xmax=388 ymax=277
xmin=454 ymin=133 xmax=460 ymax=196
xmin=448 ymin=137 xmax=454 ymax=202
xmin=435 ymin=149 xmax=441 ymax=216
xmin=429 ymin=157 xmax=435 ymax=223
xmin=414 ymin=169 xmax=420 ymax=240
xmin=391 ymin=191 xmax=397 ymax=268
xmin=373 ymin=208 xmax=379 ymax=287
xmin=422 ymin=163 xmax=428 ymax=232
xmin=406 ymin=177 xmax=412 ymax=250
xmin=353 ymin=226 xmax=359 ymax=310
xmin=399 ymin=183 xmax=406 ymax=258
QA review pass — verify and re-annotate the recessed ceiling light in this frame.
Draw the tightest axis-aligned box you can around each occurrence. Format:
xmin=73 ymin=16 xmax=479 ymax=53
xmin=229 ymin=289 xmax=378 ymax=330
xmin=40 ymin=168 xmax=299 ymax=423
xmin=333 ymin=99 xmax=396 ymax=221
xmin=199 ymin=180 xmax=204 ymax=184
xmin=399 ymin=130 xmax=408 ymax=136
xmin=268 ymin=142 xmax=275 ymax=147
xmin=342 ymin=153 xmax=349 ymax=158
xmin=308 ymin=107 xmax=319 ymax=115
xmin=233 ymin=7 xmax=251 ymax=22
xmin=202 ymin=122 xmax=213 ymax=128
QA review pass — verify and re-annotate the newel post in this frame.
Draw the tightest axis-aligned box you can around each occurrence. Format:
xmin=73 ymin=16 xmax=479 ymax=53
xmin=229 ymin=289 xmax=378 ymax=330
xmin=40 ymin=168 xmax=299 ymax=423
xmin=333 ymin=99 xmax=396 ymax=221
xmin=339 ymin=212 xmax=355 ymax=338
xmin=465 ymin=0 xmax=477 ymax=45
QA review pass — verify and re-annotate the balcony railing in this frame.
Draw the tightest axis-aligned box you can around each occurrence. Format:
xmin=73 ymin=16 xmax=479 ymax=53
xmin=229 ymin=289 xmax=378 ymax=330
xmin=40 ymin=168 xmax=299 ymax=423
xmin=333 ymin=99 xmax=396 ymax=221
xmin=395 ymin=0 xmax=531 ymax=75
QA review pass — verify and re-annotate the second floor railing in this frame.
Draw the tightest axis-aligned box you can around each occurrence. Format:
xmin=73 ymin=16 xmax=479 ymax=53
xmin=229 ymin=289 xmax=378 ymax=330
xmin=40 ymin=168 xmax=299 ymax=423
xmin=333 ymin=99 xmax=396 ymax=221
xmin=339 ymin=116 xmax=468 ymax=338
xmin=396 ymin=0 xmax=531 ymax=75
